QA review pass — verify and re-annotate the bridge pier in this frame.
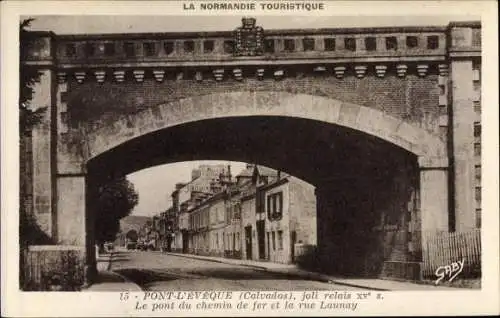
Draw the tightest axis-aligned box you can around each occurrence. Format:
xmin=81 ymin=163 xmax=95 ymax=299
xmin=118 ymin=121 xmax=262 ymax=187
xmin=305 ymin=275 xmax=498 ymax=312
xmin=56 ymin=175 xmax=86 ymax=245
xmin=417 ymin=156 xmax=449 ymax=277
xmin=22 ymin=62 xmax=92 ymax=288
xmin=315 ymin=155 xmax=450 ymax=280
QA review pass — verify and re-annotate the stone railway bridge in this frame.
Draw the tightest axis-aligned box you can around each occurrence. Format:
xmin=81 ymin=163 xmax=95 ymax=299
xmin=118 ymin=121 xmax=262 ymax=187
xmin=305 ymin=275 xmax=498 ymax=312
xmin=21 ymin=19 xmax=481 ymax=284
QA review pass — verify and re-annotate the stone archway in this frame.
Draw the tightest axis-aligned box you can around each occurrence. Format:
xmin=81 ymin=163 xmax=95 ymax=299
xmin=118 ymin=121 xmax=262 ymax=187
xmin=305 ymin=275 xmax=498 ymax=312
xmin=61 ymin=91 xmax=450 ymax=283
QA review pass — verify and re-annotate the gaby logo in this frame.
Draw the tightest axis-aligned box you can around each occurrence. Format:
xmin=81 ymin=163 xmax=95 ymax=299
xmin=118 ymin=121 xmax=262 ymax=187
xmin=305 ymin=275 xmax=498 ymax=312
xmin=435 ymin=259 xmax=465 ymax=285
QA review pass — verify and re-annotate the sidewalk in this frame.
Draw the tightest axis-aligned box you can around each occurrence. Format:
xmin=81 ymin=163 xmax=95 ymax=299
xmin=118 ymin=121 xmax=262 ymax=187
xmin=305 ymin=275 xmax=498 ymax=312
xmin=82 ymin=251 xmax=142 ymax=291
xmin=82 ymin=270 xmax=142 ymax=291
xmin=164 ymin=252 xmax=460 ymax=291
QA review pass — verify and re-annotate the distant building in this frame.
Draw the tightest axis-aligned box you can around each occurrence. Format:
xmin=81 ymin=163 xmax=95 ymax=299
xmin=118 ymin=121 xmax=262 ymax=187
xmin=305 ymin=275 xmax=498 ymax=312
xmin=240 ymin=165 xmax=278 ymax=261
xmin=164 ymin=164 xmax=233 ymax=252
xmin=182 ymin=164 xmax=317 ymax=265
xmin=188 ymin=200 xmax=210 ymax=255
xmin=261 ymin=174 xmax=317 ymax=264
xmin=223 ymin=185 xmax=243 ymax=259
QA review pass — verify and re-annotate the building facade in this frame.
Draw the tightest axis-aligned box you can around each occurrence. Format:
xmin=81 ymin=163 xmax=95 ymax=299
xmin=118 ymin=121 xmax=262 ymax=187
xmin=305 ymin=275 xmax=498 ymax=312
xmin=180 ymin=164 xmax=318 ymax=265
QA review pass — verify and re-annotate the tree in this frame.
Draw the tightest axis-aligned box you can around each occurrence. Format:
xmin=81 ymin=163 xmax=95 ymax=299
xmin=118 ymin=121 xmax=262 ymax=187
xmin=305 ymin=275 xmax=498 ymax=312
xmin=19 ymin=18 xmax=46 ymax=134
xmin=91 ymin=177 xmax=139 ymax=249
xmin=19 ymin=18 xmax=52 ymax=289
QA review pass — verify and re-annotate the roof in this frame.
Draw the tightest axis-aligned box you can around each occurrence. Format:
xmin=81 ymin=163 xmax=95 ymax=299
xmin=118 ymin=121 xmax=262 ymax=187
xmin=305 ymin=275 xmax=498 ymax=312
xmin=236 ymin=164 xmax=279 ymax=178
xmin=255 ymin=165 xmax=279 ymax=178
xmin=236 ymin=165 xmax=254 ymax=178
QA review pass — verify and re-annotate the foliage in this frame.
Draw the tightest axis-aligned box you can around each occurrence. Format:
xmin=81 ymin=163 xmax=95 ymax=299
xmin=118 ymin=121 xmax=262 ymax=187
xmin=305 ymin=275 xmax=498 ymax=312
xmin=92 ymin=177 xmax=139 ymax=244
xmin=19 ymin=18 xmax=46 ymax=134
xmin=22 ymin=250 xmax=84 ymax=291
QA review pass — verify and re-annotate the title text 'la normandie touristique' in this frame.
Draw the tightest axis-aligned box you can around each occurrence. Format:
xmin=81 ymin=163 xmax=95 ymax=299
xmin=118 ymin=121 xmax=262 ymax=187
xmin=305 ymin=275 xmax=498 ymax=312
xmin=183 ymin=1 xmax=325 ymax=11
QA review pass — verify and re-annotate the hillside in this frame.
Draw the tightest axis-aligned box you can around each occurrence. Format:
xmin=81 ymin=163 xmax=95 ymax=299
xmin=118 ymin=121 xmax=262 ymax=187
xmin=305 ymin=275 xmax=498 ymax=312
xmin=119 ymin=215 xmax=151 ymax=235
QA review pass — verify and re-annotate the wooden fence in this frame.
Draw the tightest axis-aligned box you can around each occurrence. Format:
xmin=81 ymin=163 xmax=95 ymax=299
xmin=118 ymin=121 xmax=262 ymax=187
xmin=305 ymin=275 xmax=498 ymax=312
xmin=21 ymin=245 xmax=85 ymax=291
xmin=422 ymin=229 xmax=481 ymax=278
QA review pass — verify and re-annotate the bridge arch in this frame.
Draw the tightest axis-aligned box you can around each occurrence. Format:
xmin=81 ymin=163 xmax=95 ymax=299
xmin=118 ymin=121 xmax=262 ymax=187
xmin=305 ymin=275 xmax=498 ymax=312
xmin=84 ymin=91 xmax=447 ymax=164
xmin=79 ymin=91 xmax=449 ymax=281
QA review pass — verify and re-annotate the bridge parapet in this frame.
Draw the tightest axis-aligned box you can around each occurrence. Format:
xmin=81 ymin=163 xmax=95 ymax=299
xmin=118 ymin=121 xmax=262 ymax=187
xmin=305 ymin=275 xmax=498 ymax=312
xmin=52 ymin=26 xmax=448 ymax=65
xmin=22 ymin=20 xmax=480 ymax=84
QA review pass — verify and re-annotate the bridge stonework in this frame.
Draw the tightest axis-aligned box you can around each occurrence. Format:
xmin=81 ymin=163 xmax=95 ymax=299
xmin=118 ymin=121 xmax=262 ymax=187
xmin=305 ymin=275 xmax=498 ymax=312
xmin=22 ymin=20 xmax=481 ymax=283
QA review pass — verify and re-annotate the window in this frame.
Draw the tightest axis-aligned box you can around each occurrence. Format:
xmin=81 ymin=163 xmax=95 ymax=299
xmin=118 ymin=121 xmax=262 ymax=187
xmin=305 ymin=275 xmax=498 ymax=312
xmin=406 ymin=36 xmax=418 ymax=48
xmin=474 ymin=143 xmax=481 ymax=156
xmin=85 ymin=42 xmax=96 ymax=56
xmin=143 ymin=42 xmax=156 ymax=56
xmin=104 ymin=43 xmax=115 ymax=56
xmin=427 ymin=35 xmax=439 ymax=49
xmin=473 ymin=81 xmax=481 ymax=92
xmin=324 ymin=38 xmax=336 ymax=51
xmin=203 ymin=40 xmax=214 ymax=53
xmin=365 ymin=37 xmax=377 ymax=51
xmin=233 ymin=233 xmax=236 ymax=250
xmin=256 ymin=190 xmax=265 ymax=214
xmin=344 ymin=38 xmax=356 ymax=51
xmin=386 ymin=36 xmax=398 ymax=50
xmin=267 ymin=232 xmax=270 ymax=255
xmin=264 ymin=39 xmax=275 ymax=53
xmin=475 ymin=165 xmax=481 ymax=183
xmin=124 ymin=42 xmax=135 ymax=57
xmin=65 ymin=43 xmax=76 ymax=57
xmin=303 ymin=38 xmax=315 ymax=51
xmin=474 ymin=122 xmax=481 ymax=138
xmin=475 ymin=209 xmax=481 ymax=228
xmin=439 ymin=85 xmax=446 ymax=96
xmin=236 ymin=233 xmax=240 ymax=250
xmin=164 ymin=41 xmax=174 ymax=55
xmin=184 ymin=40 xmax=194 ymax=53
xmin=284 ymin=39 xmax=295 ymax=52
xmin=475 ymin=187 xmax=481 ymax=202
xmin=215 ymin=233 xmax=218 ymax=248
xmin=224 ymin=40 xmax=234 ymax=54
xmin=277 ymin=231 xmax=283 ymax=250
xmin=474 ymin=101 xmax=481 ymax=113
xmin=272 ymin=231 xmax=276 ymax=251
xmin=234 ymin=205 xmax=241 ymax=219
xmin=267 ymin=192 xmax=284 ymax=220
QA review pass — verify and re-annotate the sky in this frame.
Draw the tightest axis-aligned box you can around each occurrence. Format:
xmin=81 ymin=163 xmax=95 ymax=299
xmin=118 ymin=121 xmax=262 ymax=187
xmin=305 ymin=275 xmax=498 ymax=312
xmin=26 ymin=14 xmax=476 ymax=217
xmin=127 ymin=161 xmax=247 ymax=217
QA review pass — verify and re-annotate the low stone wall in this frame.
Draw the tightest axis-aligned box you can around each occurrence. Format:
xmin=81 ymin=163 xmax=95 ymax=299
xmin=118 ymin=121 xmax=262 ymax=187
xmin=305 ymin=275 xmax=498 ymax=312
xmin=22 ymin=245 xmax=85 ymax=291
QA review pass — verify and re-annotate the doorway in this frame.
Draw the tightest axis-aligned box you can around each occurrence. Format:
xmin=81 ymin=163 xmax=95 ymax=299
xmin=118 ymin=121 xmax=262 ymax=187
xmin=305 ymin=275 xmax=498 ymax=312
xmin=182 ymin=231 xmax=189 ymax=253
xmin=245 ymin=225 xmax=252 ymax=260
xmin=256 ymin=220 xmax=266 ymax=260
